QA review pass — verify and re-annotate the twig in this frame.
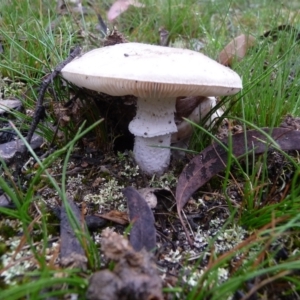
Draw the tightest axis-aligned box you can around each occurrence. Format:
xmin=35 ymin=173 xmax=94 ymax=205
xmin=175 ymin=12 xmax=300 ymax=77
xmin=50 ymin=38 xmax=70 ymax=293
xmin=26 ymin=46 xmax=81 ymax=144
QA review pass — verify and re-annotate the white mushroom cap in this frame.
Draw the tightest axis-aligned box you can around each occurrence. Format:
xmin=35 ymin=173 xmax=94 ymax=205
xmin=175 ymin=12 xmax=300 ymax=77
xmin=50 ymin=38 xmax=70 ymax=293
xmin=61 ymin=43 xmax=242 ymax=175
xmin=61 ymin=42 xmax=242 ymax=98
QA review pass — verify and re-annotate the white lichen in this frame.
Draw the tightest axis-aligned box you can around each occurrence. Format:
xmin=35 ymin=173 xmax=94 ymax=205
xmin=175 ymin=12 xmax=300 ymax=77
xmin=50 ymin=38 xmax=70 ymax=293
xmin=164 ymin=249 xmax=182 ymax=263
xmin=149 ymin=171 xmax=177 ymax=189
xmin=83 ymin=178 xmax=124 ymax=207
xmin=1 ymin=238 xmax=34 ymax=284
xmin=67 ymin=174 xmax=84 ymax=192
xmin=194 ymin=220 xmax=248 ymax=254
xmin=120 ymin=164 xmax=139 ymax=178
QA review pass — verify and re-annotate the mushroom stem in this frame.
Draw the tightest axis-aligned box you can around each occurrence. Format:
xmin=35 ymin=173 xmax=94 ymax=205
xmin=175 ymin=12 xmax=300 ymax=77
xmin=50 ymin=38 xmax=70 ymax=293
xmin=134 ymin=135 xmax=172 ymax=175
xmin=129 ymin=97 xmax=177 ymax=175
xmin=61 ymin=43 xmax=242 ymax=175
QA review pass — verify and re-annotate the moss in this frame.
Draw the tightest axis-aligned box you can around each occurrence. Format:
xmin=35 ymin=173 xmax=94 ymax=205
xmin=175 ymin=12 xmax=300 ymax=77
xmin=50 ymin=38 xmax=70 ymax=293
xmin=0 ymin=242 xmax=7 ymax=256
xmin=0 ymin=221 xmax=19 ymax=239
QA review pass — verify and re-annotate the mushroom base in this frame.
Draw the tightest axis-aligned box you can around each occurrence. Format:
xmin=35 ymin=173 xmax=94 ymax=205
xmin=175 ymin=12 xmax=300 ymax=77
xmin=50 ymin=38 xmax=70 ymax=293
xmin=133 ymin=135 xmax=171 ymax=175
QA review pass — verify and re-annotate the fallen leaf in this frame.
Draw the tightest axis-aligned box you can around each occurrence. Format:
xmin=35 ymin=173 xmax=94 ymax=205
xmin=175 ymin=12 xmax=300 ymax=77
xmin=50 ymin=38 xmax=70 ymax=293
xmin=96 ymin=210 xmax=129 ymax=225
xmin=52 ymin=206 xmax=107 ymax=232
xmin=107 ymin=0 xmax=145 ymax=22
xmin=172 ymin=97 xmax=223 ymax=145
xmin=84 ymin=215 xmax=107 ymax=231
xmin=175 ymin=96 xmax=204 ymax=120
xmin=176 ymin=128 xmax=300 ymax=244
xmin=60 ymin=196 xmax=87 ymax=269
xmin=123 ymin=186 xmax=156 ymax=252
xmin=262 ymin=24 xmax=300 ymax=40
xmin=218 ymin=34 xmax=256 ymax=66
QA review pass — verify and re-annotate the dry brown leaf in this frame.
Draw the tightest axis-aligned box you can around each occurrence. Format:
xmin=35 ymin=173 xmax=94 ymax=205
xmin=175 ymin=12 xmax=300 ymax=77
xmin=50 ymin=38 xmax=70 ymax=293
xmin=96 ymin=210 xmax=129 ymax=225
xmin=107 ymin=0 xmax=145 ymax=22
xmin=218 ymin=34 xmax=256 ymax=66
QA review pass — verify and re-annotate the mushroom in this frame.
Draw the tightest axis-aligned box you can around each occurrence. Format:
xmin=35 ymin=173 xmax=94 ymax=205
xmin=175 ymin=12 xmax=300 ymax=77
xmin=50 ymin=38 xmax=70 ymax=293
xmin=61 ymin=42 xmax=242 ymax=175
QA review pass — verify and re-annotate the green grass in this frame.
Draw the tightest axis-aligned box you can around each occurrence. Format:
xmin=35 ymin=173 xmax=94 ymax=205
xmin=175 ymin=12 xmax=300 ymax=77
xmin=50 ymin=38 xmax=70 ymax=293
xmin=1 ymin=0 xmax=300 ymax=298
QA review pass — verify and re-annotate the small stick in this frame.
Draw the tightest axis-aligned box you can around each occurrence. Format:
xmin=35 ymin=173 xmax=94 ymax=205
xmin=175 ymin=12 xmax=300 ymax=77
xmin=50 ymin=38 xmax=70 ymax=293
xmin=26 ymin=46 xmax=81 ymax=144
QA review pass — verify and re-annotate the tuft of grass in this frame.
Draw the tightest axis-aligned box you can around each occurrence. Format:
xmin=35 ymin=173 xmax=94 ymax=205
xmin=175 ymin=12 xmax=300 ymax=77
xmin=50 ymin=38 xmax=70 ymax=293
xmin=232 ymin=30 xmax=300 ymax=127
xmin=0 ymin=121 xmax=102 ymax=296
